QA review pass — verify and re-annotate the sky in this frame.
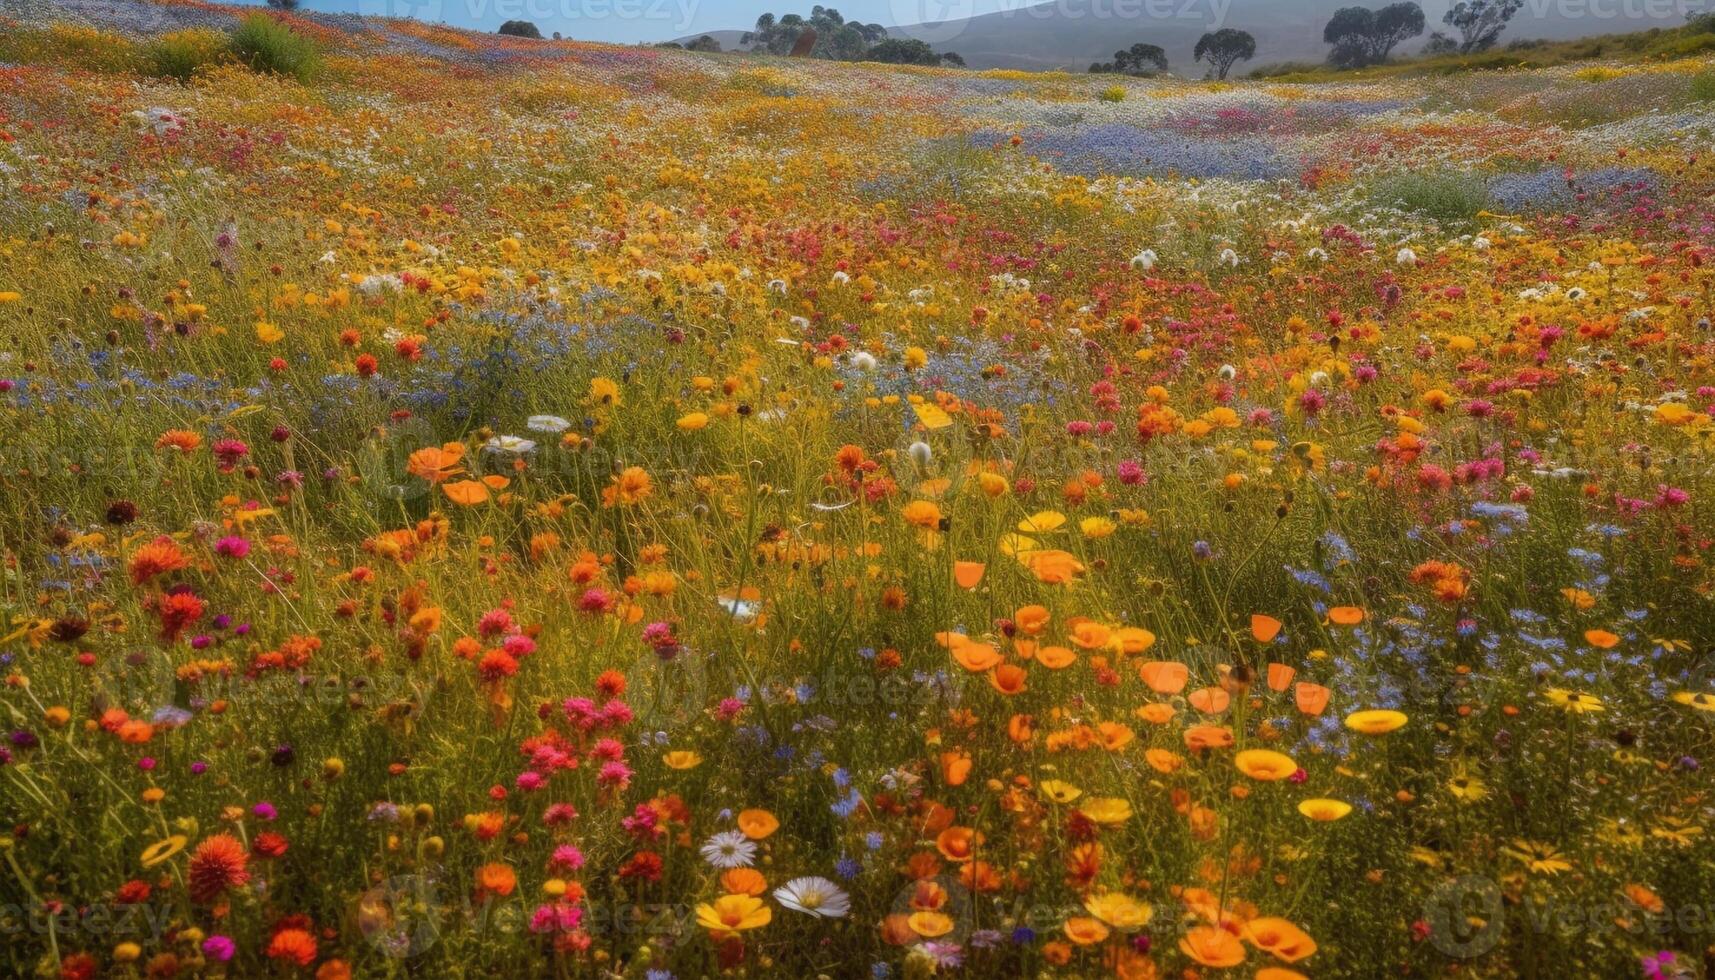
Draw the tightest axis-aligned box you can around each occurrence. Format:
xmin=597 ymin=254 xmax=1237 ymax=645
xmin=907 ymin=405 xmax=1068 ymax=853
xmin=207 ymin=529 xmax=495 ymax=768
xmin=264 ymin=0 xmax=998 ymax=44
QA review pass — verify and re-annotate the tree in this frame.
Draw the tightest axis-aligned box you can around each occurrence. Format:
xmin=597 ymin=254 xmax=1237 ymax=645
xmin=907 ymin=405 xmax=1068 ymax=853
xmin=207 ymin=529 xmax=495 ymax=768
xmin=939 ymin=51 xmax=965 ymax=67
xmin=1372 ymin=2 xmax=1427 ymax=59
xmin=1092 ymin=42 xmax=1168 ymax=75
xmin=1423 ymin=31 xmax=1459 ymax=54
xmin=265 ymin=0 xmax=299 ymax=8
xmin=497 ymin=20 xmax=542 ymax=39
xmin=1442 ymin=0 xmax=1523 ymax=54
xmin=744 ymin=8 xmax=897 ymax=61
xmin=864 ymin=38 xmax=942 ymax=65
xmin=1193 ymin=28 xmax=1255 ymax=79
xmin=685 ymin=34 xmax=722 ymax=52
xmin=1324 ymin=3 xmax=1424 ymax=68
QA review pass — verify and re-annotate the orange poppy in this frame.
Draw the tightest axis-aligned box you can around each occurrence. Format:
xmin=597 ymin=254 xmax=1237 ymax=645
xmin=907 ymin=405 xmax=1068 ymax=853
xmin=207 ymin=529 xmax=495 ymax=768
xmin=1134 ymin=702 xmax=1177 ymax=725
xmin=953 ymin=643 xmax=1003 ymax=672
xmin=1266 ymin=662 xmax=1296 ymax=691
xmin=953 ymin=561 xmax=986 ymax=589
xmin=1069 ymin=620 xmax=1112 ymax=649
xmin=1180 ymin=925 xmax=1246 ymax=967
xmin=1138 ymin=660 xmax=1188 ymax=694
xmin=1294 ymin=682 xmax=1331 ymax=716
xmin=736 ymin=809 xmax=779 ymax=840
xmin=940 ymin=751 xmax=972 ymax=787
xmin=1036 ymin=645 xmax=1077 ymax=669
xmin=442 ymin=480 xmax=490 ymax=506
xmin=1187 ymin=687 xmax=1230 ymax=714
xmin=720 ymin=868 xmax=767 ymax=896
xmin=1062 ymin=916 xmax=1110 ymax=945
xmin=1025 ymin=549 xmax=1084 ymax=584
xmin=1096 ymin=721 xmax=1134 ymax=751
xmin=1584 ymin=629 xmax=1619 ymax=649
xmin=989 ymin=664 xmax=1028 ymax=695
xmin=934 ymin=631 xmax=970 ymax=650
xmin=1108 ymin=627 xmax=1156 ymax=655
xmin=935 ymin=826 xmax=980 ymax=862
xmin=1145 ymin=748 xmax=1184 ymax=773
xmin=1245 ymin=917 xmax=1318 ymax=963
xmin=1251 ymin=614 xmax=1282 ymax=643
xmin=1328 ymin=606 xmax=1365 ymax=626
xmin=1184 ymin=725 xmax=1235 ymax=750
xmin=1014 ymin=605 xmax=1050 ymax=635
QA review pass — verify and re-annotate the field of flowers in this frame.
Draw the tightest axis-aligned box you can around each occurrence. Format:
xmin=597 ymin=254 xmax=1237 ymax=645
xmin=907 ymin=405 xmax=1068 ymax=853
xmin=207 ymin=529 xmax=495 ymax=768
xmin=3 ymin=5 xmax=1715 ymax=977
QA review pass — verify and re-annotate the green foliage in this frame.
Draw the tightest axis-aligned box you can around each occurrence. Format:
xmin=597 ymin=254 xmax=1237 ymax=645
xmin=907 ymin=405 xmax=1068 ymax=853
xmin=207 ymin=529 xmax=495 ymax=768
xmin=143 ymin=29 xmax=231 ymax=82
xmin=229 ymin=13 xmax=321 ymax=83
xmin=0 ymin=24 xmax=140 ymax=73
xmin=1091 ymin=42 xmax=1168 ymax=75
xmin=1194 ymin=28 xmax=1257 ymax=79
xmin=1325 ymin=2 xmax=1426 ymax=68
xmin=1692 ymin=71 xmax=1715 ymax=101
xmin=1368 ymin=171 xmax=1493 ymax=224
xmin=498 ymin=20 xmax=543 ymax=39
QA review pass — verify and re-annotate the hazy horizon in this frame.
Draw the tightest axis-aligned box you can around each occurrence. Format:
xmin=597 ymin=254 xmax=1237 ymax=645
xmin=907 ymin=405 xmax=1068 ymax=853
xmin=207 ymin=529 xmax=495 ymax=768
xmin=229 ymin=0 xmax=1710 ymax=51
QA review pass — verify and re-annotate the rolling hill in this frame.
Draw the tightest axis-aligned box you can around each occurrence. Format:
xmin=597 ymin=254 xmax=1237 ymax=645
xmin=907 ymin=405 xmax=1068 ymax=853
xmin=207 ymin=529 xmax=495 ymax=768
xmin=676 ymin=0 xmax=1704 ymax=73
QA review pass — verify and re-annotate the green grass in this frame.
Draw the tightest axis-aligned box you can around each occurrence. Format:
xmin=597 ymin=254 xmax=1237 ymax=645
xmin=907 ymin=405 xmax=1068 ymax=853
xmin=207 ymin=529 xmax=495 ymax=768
xmin=1251 ymin=15 xmax=1715 ymax=81
xmin=229 ymin=13 xmax=321 ymax=84
xmin=143 ymin=28 xmax=231 ymax=82
xmin=1366 ymin=172 xmax=1494 ymax=225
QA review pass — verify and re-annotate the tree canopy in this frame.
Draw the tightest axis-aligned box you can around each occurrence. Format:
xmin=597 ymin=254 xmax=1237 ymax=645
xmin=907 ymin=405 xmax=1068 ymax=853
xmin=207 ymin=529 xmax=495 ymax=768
xmin=1193 ymin=28 xmax=1256 ymax=79
xmin=744 ymin=9 xmax=962 ymax=65
xmin=1090 ymin=42 xmax=1169 ymax=75
xmin=1443 ymin=0 xmax=1524 ymax=54
xmin=1324 ymin=3 xmax=1426 ymax=68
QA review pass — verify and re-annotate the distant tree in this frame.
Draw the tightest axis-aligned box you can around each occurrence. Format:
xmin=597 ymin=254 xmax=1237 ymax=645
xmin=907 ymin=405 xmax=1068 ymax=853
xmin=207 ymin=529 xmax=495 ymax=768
xmin=1423 ymin=30 xmax=1459 ymax=54
xmin=553 ymin=31 xmax=562 ymax=40
xmin=266 ymin=0 xmax=300 ymax=8
xmin=1193 ymin=28 xmax=1255 ymax=79
xmin=939 ymin=51 xmax=965 ymax=66
xmin=1324 ymin=3 xmax=1424 ymax=68
xmin=744 ymin=8 xmax=894 ymax=61
xmin=1442 ymin=0 xmax=1523 ymax=54
xmin=685 ymin=34 xmax=722 ymax=52
xmin=498 ymin=20 xmax=542 ymax=39
xmin=864 ymin=38 xmax=942 ymax=65
xmin=1091 ymin=41 xmax=1168 ymax=75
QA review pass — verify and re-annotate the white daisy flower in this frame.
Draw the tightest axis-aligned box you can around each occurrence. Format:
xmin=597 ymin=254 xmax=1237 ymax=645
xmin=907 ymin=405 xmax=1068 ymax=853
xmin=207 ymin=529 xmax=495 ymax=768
xmin=526 ymin=415 xmax=571 ymax=434
xmin=773 ymin=877 xmax=850 ymax=919
xmin=700 ymin=831 xmax=757 ymax=869
xmin=1129 ymin=249 xmax=1157 ymax=271
xmin=484 ymin=435 xmax=536 ymax=454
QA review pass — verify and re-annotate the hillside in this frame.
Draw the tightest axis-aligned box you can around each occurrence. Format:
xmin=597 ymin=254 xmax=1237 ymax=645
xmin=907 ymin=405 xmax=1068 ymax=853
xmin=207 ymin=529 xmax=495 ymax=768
xmin=685 ymin=0 xmax=1707 ymax=72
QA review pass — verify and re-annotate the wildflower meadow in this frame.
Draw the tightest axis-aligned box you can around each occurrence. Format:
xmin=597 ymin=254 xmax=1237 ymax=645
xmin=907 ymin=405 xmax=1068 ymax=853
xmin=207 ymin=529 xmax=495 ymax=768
xmin=2 ymin=4 xmax=1715 ymax=978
